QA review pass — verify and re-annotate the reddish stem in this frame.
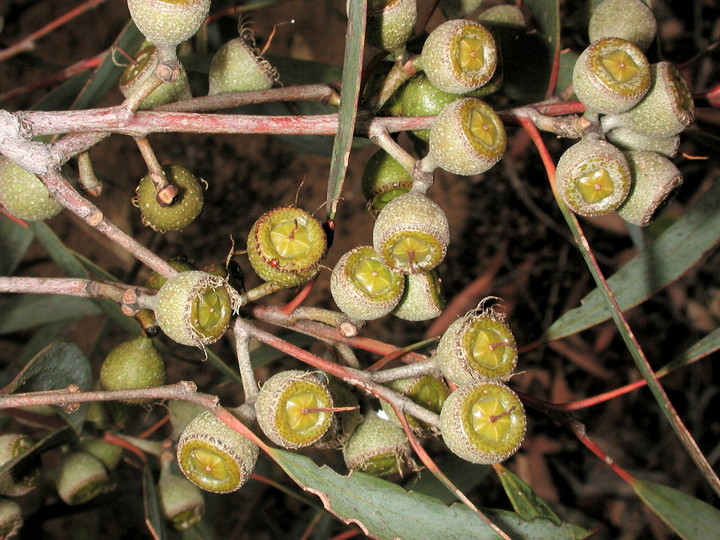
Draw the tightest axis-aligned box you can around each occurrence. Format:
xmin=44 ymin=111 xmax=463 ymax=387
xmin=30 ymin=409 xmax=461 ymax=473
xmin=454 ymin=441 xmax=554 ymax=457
xmin=570 ymin=422 xmax=635 ymax=485
xmin=102 ymin=432 xmax=146 ymax=463
xmin=280 ymin=278 xmax=317 ymax=315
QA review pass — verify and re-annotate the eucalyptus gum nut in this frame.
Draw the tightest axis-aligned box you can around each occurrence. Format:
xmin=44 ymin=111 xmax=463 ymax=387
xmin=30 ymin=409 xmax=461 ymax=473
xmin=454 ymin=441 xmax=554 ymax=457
xmin=0 ymin=158 xmax=63 ymax=221
xmin=0 ymin=434 xmax=39 ymax=497
xmin=158 ymin=474 xmax=205 ymax=531
xmin=76 ymin=440 xmax=123 ymax=471
xmin=168 ymin=399 xmax=206 ymax=440
xmin=208 ymin=36 xmax=277 ymax=95
xmin=176 ymin=410 xmax=259 ymax=493
xmin=99 ymin=336 xmax=166 ymax=404
xmin=477 ymin=5 xmax=526 ymax=26
xmin=556 ymin=138 xmax=632 ymax=217
xmin=420 ymin=19 xmax=497 ymax=94
xmin=392 ymin=269 xmax=445 ymax=321
xmin=398 ymin=73 xmax=461 ymax=142
xmin=315 ymin=383 xmax=362 ymax=449
xmin=425 ymin=98 xmax=506 ymax=176
xmin=154 ymin=271 xmax=239 ymax=347
xmin=589 ymin=0 xmax=657 ymax=52
xmin=617 ymin=150 xmax=684 ymax=227
xmin=605 ymin=128 xmax=680 ymax=158
xmin=361 ymin=149 xmax=413 ymax=214
xmin=119 ymin=46 xmax=191 ymax=109
xmin=436 ymin=309 xmax=517 ymax=385
xmin=601 ymin=62 xmax=695 ymax=137
xmin=330 ymin=246 xmax=405 ymax=321
xmin=439 ymin=0 xmax=484 ymax=20
xmin=127 ymin=0 xmax=210 ymax=48
xmin=381 ymin=376 xmax=448 ymax=430
xmin=136 ymin=164 xmax=204 ymax=232
xmin=246 ymin=206 xmax=328 ymax=287
xmin=572 ymin=37 xmax=650 ymax=114
xmin=0 ymin=497 xmax=23 ymax=539
xmin=373 ymin=192 xmax=450 ymax=274
xmin=366 ymin=0 xmax=417 ymax=55
xmin=255 ymin=370 xmax=334 ymax=449
xmin=342 ymin=412 xmax=414 ymax=478
xmin=56 ymin=452 xmax=108 ymax=505
xmin=440 ymin=381 xmax=525 ymax=464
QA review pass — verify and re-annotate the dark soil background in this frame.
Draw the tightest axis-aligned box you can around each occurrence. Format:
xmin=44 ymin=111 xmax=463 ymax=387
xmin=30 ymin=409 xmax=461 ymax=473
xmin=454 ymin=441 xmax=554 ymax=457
xmin=1 ymin=0 xmax=719 ymax=539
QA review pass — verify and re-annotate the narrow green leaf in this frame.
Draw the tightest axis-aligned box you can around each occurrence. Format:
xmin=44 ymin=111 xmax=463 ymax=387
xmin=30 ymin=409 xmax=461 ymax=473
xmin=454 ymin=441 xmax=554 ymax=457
xmin=2 ymin=341 xmax=92 ymax=432
xmin=325 ymin=0 xmax=366 ymax=220
xmin=0 ymin=295 xmax=100 ymax=335
xmin=659 ymin=327 xmax=720 ymax=376
xmin=271 ymin=450 xmax=591 ymax=539
xmin=495 ymin=464 xmax=562 ymax=525
xmin=72 ymin=22 xmax=145 ymax=110
xmin=632 ymin=478 xmax=720 ymax=540
xmin=143 ymin=463 xmax=170 ymax=540
xmin=544 ymin=178 xmax=720 ymax=341
xmin=0 ymin=216 xmax=34 ymax=275
xmin=30 ymin=221 xmax=88 ymax=278
xmin=0 ymin=322 xmax=70 ymax=388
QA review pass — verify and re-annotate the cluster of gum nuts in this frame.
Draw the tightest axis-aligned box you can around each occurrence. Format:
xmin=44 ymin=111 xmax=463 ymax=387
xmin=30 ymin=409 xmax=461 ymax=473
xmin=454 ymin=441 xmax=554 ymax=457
xmin=0 ymin=0 xmax=696 ymax=535
xmin=558 ymin=0 xmax=694 ymax=226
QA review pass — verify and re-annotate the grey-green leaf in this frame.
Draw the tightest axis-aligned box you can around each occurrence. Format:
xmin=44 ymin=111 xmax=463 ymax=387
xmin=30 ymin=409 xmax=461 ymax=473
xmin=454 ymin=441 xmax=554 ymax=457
xmin=544 ymin=178 xmax=720 ymax=341
xmin=271 ymin=450 xmax=591 ymax=539
xmin=632 ymin=478 xmax=720 ymax=540
xmin=0 ymin=217 xmax=33 ymax=275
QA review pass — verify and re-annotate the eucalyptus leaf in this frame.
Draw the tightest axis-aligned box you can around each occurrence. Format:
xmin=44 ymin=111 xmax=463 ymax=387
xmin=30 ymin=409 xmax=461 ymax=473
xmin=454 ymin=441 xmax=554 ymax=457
xmin=0 ymin=295 xmax=100 ymax=335
xmin=2 ymin=341 xmax=92 ymax=432
xmin=544 ymin=178 xmax=720 ymax=341
xmin=495 ymin=464 xmax=562 ymax=525
xmin=632 ymin=478 xmax=720 ymax=540
xmin=325 ymin=0 xmax=366 ymax=220
xmin=271 ymin=450 xmax=591 ymax=539
xmin=143 ymin=463 xmax=170 ymax=540
xmin=0 ymin=216 xmax=34 ymax=275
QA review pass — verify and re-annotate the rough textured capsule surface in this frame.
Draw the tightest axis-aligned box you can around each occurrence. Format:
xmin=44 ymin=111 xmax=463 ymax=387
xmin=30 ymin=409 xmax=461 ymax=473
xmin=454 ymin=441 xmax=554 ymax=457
xmin=366 ymin=0 xmax=417 ymax=55
xmin=255 ymin=370 xmax=334 ymax=449
xmin=99 ymin=336 xmax=166 ymax=404
xmin=331 ymin=246 xmax=405 ymax=321
xmin=56 ymin=452 xmax=108 ymax=505
xmin=136 ymin=164 xmax=203 ymax=232
xmin=343 ymin=412 xmax=414 ymax=478
xmin=0 ymin=497 xmax=23 ymax=539
xmin=208 ymin=35 xmax=277 ymax=95
xmin=602 ymin=61 xmax=694 ymax=137
xmin=556 ymin=138 xmax=631 ymax=216
xmin=154 ymin=271 xmax=238 ymax=347
xmin=177 ymin=410 xmax=259 ymax=493
xmin=426 ymin=98 xmax=506 ymax=176
xmin=247 ymin=206 xmax=327 ymax=287
xmin=421 ymin=19 xmax=497 ymax=94
xmin=436 ymin=309 xmax=517 ymax=385
xmin=158 ymin=474 xmax=205 ymax=530
xmin=0 ymin=433 xmax=40 ymax=497
xmin=392 ymin=269 xmax=445 ymax=321
xmin=617 ymin=150 xmax=684 ymax=227
xmin=589 ymin=0 xmax=657 ymax=51
xmin=127 ymin=0 xmax=211 ymax=48
xmin=361 ymin=149 xmax=413 ymax=214
xmin=0 ymin=158 xmax=63 ymax=221
xmin=572 ymin=37 xmax=651 ymax=114
xmin=440 ymin=381 xmax=526 ymax=464
xmin=373 ymin=192 xmax=450 ymax=274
